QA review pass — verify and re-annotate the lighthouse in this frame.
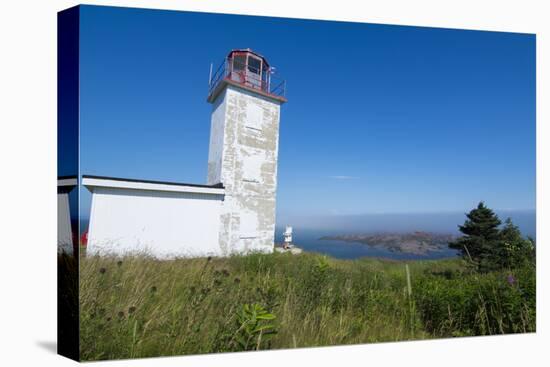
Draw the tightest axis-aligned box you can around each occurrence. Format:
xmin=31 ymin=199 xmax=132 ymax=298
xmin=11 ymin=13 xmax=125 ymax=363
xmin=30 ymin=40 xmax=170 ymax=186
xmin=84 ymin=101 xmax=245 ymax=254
xmin=83 ymin=49 xmax=286 ymax=258
xmin=207 ymin=49 xmax=287 ymax=255
xmin=283 ymin=226 xmax=293 ymax=245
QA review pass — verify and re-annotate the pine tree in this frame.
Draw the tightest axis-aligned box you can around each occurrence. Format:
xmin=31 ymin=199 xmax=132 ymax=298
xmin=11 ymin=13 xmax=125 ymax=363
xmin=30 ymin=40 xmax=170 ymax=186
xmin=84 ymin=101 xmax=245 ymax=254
xmin=498 ymin=217 xmax=535 ymax=268
xmin=450 ymin=202 xmax=501 ymax=271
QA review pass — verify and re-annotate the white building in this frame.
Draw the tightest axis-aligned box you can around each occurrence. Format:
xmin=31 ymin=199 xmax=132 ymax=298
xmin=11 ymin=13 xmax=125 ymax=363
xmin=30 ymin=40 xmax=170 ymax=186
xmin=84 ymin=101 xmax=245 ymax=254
xmin=283 ymin=226 xmax=293 ymax=245
xmin=58 ymin=176 xmax=77 ymax=255
xmin=84 ymin=49 xmax=287 ymax=258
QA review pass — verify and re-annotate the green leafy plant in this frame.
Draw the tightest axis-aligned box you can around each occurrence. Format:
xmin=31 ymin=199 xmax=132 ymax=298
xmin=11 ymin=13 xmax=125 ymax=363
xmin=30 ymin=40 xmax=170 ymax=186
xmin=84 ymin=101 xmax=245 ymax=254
xmin=231 ymin=303 xmax=277 ymax=351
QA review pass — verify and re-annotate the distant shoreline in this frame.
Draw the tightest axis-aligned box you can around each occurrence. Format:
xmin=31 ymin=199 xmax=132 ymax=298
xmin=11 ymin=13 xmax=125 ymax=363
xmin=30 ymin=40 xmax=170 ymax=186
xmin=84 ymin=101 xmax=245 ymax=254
xmin=319 ymin=231 xmax=456 ymax=256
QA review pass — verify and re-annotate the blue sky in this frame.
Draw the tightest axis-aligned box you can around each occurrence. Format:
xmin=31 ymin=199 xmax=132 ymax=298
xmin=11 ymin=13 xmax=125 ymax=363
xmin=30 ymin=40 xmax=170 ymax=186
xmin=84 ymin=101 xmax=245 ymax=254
xmin=77 ymin=5 xmax=535 ymax=224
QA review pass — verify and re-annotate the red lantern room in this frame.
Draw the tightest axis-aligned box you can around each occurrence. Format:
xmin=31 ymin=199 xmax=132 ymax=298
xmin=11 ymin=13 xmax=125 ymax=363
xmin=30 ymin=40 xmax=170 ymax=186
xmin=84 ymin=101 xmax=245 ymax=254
xmin=226 ymin=49 xmax=269 ymax=91
xmin=208 ymin=48 xmax=286 ymax=103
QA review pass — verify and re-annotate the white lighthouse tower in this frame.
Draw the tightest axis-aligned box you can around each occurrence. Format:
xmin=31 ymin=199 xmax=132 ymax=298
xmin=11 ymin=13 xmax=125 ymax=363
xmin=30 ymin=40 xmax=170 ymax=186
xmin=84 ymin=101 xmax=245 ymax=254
xmin=206 ymin=49 xmax=287 ymax=255
xmin=283 ymin=226 xmax=293 ymax=248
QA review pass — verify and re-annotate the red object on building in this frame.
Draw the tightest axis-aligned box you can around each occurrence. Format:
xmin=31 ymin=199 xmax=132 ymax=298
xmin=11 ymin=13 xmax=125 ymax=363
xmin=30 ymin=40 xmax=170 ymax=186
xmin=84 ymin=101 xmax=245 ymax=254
xmin=207 ymin=48 xmax=286 ymax=104
xmin=226 ymin=49 xmax=270 ymax=92
xmin=80 ymin=230 xmax=88 ymax=247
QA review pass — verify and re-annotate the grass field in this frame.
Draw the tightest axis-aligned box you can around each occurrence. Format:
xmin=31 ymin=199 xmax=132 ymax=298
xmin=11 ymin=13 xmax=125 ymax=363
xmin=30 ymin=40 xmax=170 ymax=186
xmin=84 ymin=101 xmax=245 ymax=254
xmin=79 ymin=252 xmax=535 ymax=361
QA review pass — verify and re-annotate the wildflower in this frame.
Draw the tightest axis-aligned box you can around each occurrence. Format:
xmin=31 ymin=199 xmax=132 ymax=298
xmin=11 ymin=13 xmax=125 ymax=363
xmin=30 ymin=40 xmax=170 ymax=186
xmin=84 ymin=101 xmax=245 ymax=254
xmin=507 ymin=274 xmax=516 ymax=286
xmin=99 ymin=267 xmax=106 ymax=274
xmin=150 ymin=286 xmax=157 ymax=293
xmin=106 ymin=317 xmax=112 ymax=322
xmin=234 ymin=278 xmax=241 ymax=284
xmin=117 ymin=260 xmax=123 ymax=267
xmin=214 ymin=279 xmax=222 ymax=286
xmin=222 ymin=269 xmax=230 ymax=277
xmin=201 ymin=287 xmax=210 ymax=295
xmin=190 ymin=286 xmax=196 ymax=294
xmin=118 ymin=311 xmax=125 ymax=319
xmin=207 ymin=256 xmax=212 ymax=262
xmin=128 ymin=306 xmax=136 ymax=314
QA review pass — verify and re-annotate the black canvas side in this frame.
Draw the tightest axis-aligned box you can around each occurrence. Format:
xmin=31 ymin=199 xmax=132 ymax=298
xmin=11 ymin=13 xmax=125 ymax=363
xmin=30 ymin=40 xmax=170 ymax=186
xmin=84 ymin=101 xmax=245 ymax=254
xmin=57 ymin=5 xmax=80 ymax=362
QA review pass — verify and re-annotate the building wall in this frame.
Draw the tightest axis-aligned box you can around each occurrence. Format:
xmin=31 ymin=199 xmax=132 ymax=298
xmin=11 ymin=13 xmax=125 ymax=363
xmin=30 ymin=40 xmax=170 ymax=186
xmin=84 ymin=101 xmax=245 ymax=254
xmin=87 ymin=187 xmax=224 ymax=257
xmin=208 ymin=85 xmax=281 ymax=255
xmin=57 ymin=192 xmax=73 ymax=254
xmin=207 ymin=90 xmax=227 ymax=186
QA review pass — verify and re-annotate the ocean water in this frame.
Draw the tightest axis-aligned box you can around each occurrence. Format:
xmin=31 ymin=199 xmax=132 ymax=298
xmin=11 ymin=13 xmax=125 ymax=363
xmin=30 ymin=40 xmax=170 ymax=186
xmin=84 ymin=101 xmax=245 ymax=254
xmin=275 ymin=210 xmax=535 ymax=260
xmin=275 ymin=229 xmax=460 ymax=260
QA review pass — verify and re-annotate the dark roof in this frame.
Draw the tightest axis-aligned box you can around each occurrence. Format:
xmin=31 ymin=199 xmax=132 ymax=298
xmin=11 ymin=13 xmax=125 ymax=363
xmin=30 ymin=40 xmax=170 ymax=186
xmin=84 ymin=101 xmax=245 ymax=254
xmin=227 ymin=48 xmax=270 ymax=67
xmin=58 ymin=186 xmax=76 ymax=194
xmin=82 ymin=175 xmax=224 ymax=189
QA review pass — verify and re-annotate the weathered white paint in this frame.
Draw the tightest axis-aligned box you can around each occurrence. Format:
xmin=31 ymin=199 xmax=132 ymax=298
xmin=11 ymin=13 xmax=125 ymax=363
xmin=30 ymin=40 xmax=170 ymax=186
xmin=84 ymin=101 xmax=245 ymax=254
xmin=206 ymin=93 xmax=227 ymax=186
xmin=84 ymin=179 xmax=225 ymax=258
xmin=207 ymin=84 xmax=283 ymax=255
xmin=58 ymin=178 xmax=77 ymax=255
xmin=84 ymin=52 xmax=285 ymax=259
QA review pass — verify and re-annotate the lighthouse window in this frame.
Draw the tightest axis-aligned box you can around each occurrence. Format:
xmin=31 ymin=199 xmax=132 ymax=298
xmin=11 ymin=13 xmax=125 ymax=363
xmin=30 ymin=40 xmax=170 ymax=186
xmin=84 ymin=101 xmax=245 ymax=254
xmin=248 ymin=56 xmax=261 ymax=74
xmin=245 ymin=103 xmax=263 ymax=131
xmin=233 ymin=54 xmax=246 ymax=71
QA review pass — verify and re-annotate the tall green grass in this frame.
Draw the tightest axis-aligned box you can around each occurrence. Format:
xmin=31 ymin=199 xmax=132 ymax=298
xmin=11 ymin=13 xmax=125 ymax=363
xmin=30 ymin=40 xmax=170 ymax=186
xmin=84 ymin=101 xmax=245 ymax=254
xmin=79 ymin=252 xmax=535 ymax=361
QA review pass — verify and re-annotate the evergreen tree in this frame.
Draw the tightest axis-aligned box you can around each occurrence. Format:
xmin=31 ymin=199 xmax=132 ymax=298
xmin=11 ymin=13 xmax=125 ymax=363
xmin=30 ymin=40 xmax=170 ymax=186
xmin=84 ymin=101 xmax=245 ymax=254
xmin=498 ymin=218 xmax=535 ymax=268
xmin=450 ymin=202 xmax=501 ymax=271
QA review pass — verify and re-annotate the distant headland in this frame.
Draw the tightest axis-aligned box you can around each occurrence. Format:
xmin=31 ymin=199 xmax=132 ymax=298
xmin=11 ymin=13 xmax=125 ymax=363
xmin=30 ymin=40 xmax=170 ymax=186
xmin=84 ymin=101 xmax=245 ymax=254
xmin=319 ymin=231 xmax=456 ymax=255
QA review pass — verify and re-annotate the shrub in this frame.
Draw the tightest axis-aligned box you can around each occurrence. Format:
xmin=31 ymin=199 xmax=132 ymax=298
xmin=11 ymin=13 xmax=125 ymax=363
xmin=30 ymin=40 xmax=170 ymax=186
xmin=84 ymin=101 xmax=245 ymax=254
xmin=414 ymin=265 xmax=535 ymax=336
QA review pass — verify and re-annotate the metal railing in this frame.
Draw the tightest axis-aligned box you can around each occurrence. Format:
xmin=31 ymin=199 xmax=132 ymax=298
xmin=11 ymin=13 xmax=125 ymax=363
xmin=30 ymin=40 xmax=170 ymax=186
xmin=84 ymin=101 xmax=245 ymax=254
xmin=208 ymin=57 xmax=286 ymax=99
